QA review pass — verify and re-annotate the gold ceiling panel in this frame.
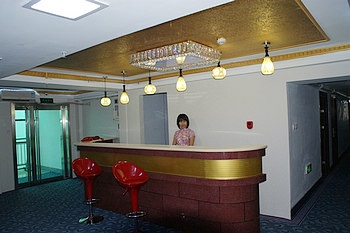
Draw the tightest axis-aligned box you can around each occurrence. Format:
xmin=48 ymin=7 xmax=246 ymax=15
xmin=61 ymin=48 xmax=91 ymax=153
xmin=42 ymin=0 xmax=327 ymax=78
xmin=20 ymin=43 xmax=350 ymax=87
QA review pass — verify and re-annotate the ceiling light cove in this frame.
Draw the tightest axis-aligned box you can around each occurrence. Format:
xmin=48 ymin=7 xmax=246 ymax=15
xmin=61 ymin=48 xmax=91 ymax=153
xmin=23 ymin=0 xmax=109 ymax=20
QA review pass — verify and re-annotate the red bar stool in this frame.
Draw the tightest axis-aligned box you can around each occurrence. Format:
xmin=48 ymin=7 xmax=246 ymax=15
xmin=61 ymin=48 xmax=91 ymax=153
xmin=72 ymin=157 xmax=103 ymax=224
xmin=113 ymin=161 xmax=149 ymax=232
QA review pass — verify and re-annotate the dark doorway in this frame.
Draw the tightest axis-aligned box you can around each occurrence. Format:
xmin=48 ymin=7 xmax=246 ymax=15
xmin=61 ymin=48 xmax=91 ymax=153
xmin=319 ymin=91 xmax=330 ymax=176
xmin=330 ymin=96 xmax=338 ymax=167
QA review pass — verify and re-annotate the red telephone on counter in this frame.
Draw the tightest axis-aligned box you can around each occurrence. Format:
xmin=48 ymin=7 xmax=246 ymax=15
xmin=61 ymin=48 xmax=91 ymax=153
xmin=81 ymin=136 xmax=102 ymax=142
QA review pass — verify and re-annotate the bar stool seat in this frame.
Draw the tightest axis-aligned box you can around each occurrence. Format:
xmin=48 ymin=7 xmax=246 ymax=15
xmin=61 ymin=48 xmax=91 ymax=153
xmin=113 ymin=161 xmax=149 ymax=231
xmin=72 ymin=157 xmax=103 ymax=224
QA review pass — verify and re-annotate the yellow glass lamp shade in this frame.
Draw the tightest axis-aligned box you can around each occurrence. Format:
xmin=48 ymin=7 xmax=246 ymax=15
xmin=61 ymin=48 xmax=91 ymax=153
xmin=261 ymin=41 xmax=274 ymax=75
xmin=176 ymin=69 xmax=186 ymax=92
xmin=261 ymin=56 xmax=274 ymax=75
xmin=212 ymin=62 xmax=226 ymax=79
xmin=100 ymin=95 xmax=111 ymax=107
xmin=144 ymin=75 xmax=156 ymax=94
xmin=120 ymin=85 xmax=129 ymax=104
xmin=120 ymin=92 xmax=129 ymax=104
xmin=100 ymin=76 xmax=111 ymax=107
xmin=144 ymin=83 xmax=156 ymax=94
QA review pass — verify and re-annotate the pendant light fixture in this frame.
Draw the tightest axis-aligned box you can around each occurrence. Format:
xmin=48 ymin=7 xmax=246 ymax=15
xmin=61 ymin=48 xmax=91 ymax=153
xmin=100 ymin=76 xmax=111 ymax=107
xmin=176 ymin=68 xmax=186 ymax=92
xmin=144 ymin=70 xmax=156 ymax=95
xmin=130 ymin=41 xmax=221 ymax=72
xmin=120 ymin=70 xmax=129 ymax=104
xmin=261 ymin=41 xmax=274 ymax=75
xmin=212 ymin=61 xmax=226 ymax=80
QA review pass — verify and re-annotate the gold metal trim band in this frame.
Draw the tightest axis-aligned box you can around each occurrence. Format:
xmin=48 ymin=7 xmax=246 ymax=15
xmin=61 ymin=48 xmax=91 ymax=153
xmin=80 ymin=151 xmax=262 ymax=180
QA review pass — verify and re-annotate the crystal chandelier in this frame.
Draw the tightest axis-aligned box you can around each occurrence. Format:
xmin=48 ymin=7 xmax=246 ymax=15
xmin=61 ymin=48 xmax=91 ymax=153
xmin=130 ymin=40 xmax=222 ymax=72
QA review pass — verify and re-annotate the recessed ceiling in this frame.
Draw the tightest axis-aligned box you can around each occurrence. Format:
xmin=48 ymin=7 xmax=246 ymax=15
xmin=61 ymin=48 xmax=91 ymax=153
xmin=42 ymin=0 xmax=327 ymax=78
xmin=1 ymin=0 xmax=350 ymax=95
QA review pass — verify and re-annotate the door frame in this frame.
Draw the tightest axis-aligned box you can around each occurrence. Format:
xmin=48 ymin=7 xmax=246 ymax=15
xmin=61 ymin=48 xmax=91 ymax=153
xmin=142 ymin=93 xmax=169 ymax=145
xmin=13 ymin=103 xmax=72 ymax=188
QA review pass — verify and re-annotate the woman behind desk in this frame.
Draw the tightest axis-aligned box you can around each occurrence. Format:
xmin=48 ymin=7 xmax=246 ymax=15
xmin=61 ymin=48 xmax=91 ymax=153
xmin=172 ymin=113 xmax=195 ymax=146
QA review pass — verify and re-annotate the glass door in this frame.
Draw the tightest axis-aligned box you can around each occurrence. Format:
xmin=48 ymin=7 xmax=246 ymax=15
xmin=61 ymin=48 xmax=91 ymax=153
xmin=14 ymin=104 xmax=71 ymax=187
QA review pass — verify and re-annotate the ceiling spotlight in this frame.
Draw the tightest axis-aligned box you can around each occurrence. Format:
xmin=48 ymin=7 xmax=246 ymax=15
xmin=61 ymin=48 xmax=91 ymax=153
xmin=175 ymin=56 xmax=186 ymax=65
xmin=216 ymin=37 xmax=226 ymax=45
xmin=61 ymin=51 xmax=67 ymax=58
xmin=261 ymin=41 xmax=274 ymax=75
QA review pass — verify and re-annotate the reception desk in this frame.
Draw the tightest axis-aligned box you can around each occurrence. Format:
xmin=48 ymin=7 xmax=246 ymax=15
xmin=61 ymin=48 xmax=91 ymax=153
xmin=76 ymin=143 xmax=267 ymax=233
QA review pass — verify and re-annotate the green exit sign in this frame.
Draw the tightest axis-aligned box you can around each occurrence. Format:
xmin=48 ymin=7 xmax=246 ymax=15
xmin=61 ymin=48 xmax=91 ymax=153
xmin=306 ymin=163 xmax=312 ymax=174
xmin=40 ymin=98 xmax=54 ymax=103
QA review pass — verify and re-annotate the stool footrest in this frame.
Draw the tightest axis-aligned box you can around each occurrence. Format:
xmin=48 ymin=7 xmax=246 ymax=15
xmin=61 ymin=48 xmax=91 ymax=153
xmin=85 ymin=198 xmax=99 ymax=205
xmin=127 ymin=211 xmax=146 ymax=218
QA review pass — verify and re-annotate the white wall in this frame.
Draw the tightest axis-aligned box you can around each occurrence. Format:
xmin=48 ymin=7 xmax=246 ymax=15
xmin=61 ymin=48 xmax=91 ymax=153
xmin=118 ymin=50 xmax=350 ymax=219
xmin=81 ymin=97 xmax=120 ymax=139
xmin=0 ymin=102 xmax=15 ymax=194
xmin=287 ymin=83 xmax=321 ymax=208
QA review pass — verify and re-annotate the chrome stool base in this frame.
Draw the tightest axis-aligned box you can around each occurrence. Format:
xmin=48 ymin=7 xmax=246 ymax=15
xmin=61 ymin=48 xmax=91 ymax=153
xmin=126 ymin=211 xmax=146 ymax=233
xmin=126 ymin=211 xmax=146 ymax=218
xmin=78 ymin=198 xmax=103 ymax=224
xmin=79 ymin=215 xmax=104 ymax=224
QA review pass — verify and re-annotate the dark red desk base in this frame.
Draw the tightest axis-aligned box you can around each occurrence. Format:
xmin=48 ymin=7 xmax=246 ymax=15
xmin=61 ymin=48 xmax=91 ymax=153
xmin=94 ymin=167 xmax=266 ymax=233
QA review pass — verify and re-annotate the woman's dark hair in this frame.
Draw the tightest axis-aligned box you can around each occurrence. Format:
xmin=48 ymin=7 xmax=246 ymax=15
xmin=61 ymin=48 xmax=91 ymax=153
xmin=176 ymin=113 xmax=189 ymax=128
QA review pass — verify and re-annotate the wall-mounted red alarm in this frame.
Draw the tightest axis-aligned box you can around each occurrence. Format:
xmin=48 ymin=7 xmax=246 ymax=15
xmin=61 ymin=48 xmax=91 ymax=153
xmin=247 ymin=121 xmax=253 ymax=129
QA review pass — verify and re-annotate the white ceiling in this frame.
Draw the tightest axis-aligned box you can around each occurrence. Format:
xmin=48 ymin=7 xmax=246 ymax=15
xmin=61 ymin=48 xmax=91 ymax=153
xmin=0 ymin=0 xmax=232 ymax=77
xmin=1 ymin=0 xmax=350 ymax=95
